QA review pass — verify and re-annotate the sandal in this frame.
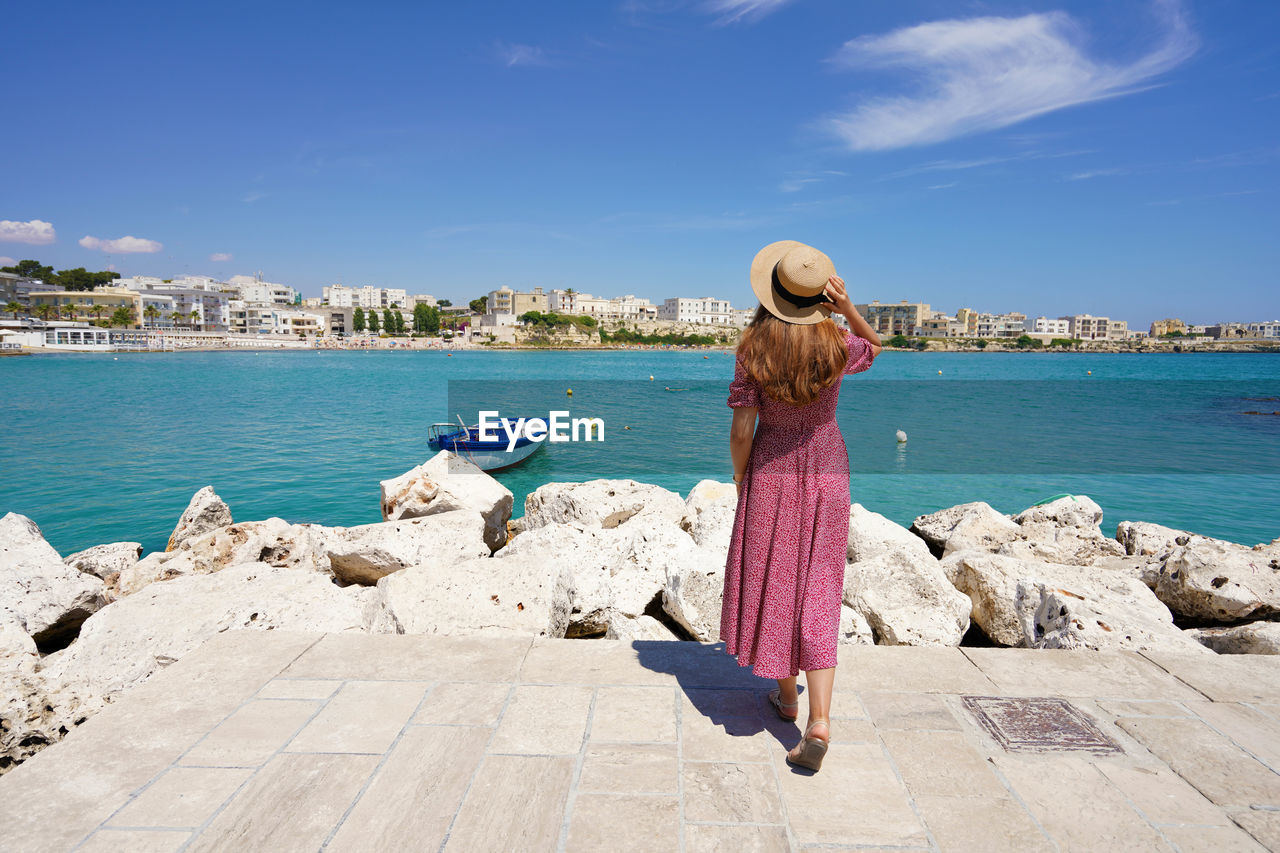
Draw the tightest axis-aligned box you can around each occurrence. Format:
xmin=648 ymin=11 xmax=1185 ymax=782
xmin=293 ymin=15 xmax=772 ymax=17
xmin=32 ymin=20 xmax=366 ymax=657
xmin=786 ymin=719 xmax=830 ymax=772
xmin=767 ymin=689 xmax=799 ymax=723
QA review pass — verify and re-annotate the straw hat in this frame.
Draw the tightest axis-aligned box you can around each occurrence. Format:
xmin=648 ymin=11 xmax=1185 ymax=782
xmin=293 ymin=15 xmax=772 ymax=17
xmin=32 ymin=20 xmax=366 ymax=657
xmin=750 ymin=240 xmax=836 ymax=325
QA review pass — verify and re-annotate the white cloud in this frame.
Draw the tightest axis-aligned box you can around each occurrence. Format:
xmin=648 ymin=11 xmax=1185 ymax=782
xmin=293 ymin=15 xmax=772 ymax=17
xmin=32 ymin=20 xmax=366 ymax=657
xmin=242 ymin=191 xmax=267 ymax=203
xmin=1067 ymin=167 xmax=1129 ymax=180
xmin=209 ymin=252 xmax=233 ymax=262
xmin=826 ymin=0 xmax=1197 ymax=151
xmin=0 ymin=256 xmax=16 ymax=266
xmin=928 ymin=182 xmax=957 ymax=190
xmin=705 ymin=0 xmax=794 ymax=25
xmin=498 ymin=42 xmax=549 ymax=67
xmin=79 ymin=235 xmax=163 ymax=254
xmin=0 ymin=219 xmax=56 ymax=245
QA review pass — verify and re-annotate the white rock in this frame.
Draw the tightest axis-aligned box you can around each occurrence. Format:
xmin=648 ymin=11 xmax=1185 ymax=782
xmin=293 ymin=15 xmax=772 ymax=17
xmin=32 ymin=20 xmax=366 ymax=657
xmin=166 ymin=486 xmax=232 ymax=551
xmin=1154 ymin=539 xmax=1280 ymax=623
xmin=1012 ymin=495 xmax=1104 ymax=529
xmin=324 ymin=511 xmax=491 ymax=586
xmin=43 ymin=562 xmax=374 ymax=705
xmin=1010 ymin=495 xmax=1125 ymax=564
xmin=845 ymin=551 xmax=971 ymax=646
xmin=1189 ymin=622 xmax=1280 ymax=655
xmin=1115 ymin=521 xmax=1190 ymax=558
xmin=118 ymin=517 xmax=318 ymax=596
xmin=849 ymin=503 xmax=934 ymax=564
xmin=365 ymin=556 xmax=572 ymax=637
xmin=0 ymin=513 xmax=106 ymax=649
xmin=117 ymin=511 xmax=491 ymax=593
xmin=522 ymin=479 xmax=687 ymax=532
xmin=838 ymin=606 xmax=875 ymax=646
xmin=606 ymin=614 xmax=681 ymax=641
xmin=843 ymin=505 xmax=970 ymax=646
xmin=380 ymin=451 xmax=514 ymax=552
xmin=944 ymin=550 xmax=1208 ymax=653
xmin=63 ymin=542 xmax=142 ymax=589
xmin=0 ymin=668 xmax=95 ymax=775
xmin=0 ymin=615 xmax=38 ymax=664
xmin=910 ymin=502 xmax=1021 ymax=557
xmin=680 ymin=480 xmax=738 ymax=551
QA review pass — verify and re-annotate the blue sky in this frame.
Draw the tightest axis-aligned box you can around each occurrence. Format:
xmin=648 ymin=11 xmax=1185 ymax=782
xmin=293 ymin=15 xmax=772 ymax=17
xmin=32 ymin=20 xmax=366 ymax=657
xmin=3 ymin=0 xmax=1276 ymax=326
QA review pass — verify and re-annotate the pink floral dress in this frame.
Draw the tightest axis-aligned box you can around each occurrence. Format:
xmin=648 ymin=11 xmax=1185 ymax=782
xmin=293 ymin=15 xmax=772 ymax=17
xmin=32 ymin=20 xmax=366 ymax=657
xmin=720 ymin=330 xmax=875 ymax=678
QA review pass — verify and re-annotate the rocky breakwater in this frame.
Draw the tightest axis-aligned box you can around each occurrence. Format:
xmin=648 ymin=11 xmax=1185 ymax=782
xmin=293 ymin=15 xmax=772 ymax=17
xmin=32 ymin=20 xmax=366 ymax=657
xmin=3 ymin=454 xmax=1278 ymax=773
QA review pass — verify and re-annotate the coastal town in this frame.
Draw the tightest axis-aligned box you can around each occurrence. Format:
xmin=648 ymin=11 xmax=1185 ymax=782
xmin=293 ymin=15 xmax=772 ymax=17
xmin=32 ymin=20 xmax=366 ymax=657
xmin=1 ymin=262 xmax=1277 ymax=354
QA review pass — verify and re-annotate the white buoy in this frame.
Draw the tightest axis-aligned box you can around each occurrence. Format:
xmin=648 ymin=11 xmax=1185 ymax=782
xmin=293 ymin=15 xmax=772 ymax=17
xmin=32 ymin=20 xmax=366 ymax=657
xmin=896 ymin=430 xmax=908 ymax=443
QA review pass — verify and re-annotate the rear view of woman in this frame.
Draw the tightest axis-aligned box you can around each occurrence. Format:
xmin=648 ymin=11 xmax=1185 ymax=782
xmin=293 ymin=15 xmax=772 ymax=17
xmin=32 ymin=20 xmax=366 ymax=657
xmin=722 ymin=240 xmax=882 ymax=772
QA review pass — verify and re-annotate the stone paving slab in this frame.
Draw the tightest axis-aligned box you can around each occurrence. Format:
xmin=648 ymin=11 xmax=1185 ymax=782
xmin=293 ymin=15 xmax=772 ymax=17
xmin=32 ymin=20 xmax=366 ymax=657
xmin=4 ymin=632 xmax=1280 ymax=851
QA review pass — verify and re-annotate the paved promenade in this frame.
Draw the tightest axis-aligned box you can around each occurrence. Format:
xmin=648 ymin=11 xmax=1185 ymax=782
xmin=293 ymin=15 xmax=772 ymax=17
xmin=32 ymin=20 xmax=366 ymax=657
xmin=3 ymin=632 xmax=1280 ymax=852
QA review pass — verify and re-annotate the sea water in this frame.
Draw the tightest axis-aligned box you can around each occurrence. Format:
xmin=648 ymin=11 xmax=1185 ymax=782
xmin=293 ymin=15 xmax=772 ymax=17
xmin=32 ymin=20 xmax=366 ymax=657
xmin=1 ymin=349 xmax=1277 ymax=556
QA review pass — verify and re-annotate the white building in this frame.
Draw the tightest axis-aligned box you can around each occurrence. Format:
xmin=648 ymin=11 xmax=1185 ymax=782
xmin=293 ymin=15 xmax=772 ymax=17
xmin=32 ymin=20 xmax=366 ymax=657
xmin=658 ymin=297 xmax=733 ymax=325
xmin=1247 ymin=322 xmax=1280 ymax=339
xmin=270 ymin=308 xmax=324 ymax=336
xmin=231 ymin=280 xmax=296 ymax=306
xmin=1060 ymin=314 xmax=1111 ymax=340
xmin=1026 ymin=316 xmax=1071 ymax=336
xmin=323 ymin=284 xmax=408 ymax=310
xmin=975 ymin=312 xmax=1028 ymax=338
xmin=548 ymin=290 xmax=656 ymax=322
xmin=144 ymin=288 xmax=230 ymax=332
xmin=732 ymin=307 xmax=756 ymax=327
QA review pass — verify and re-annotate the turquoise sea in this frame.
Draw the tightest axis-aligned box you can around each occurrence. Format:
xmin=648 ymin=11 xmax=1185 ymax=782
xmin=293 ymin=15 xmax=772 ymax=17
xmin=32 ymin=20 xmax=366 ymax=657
xmin=2 ymin=350 xmax=1278 ymax=557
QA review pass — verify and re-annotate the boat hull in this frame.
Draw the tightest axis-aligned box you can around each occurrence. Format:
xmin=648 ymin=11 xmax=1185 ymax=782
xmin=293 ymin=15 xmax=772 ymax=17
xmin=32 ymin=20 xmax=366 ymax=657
xmin=427 ymin=424 xmax=543 ymax=472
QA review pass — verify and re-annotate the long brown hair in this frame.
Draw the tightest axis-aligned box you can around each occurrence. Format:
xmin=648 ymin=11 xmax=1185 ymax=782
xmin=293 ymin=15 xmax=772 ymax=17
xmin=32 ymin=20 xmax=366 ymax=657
xmin=737 ymin=305 xmax=846 ymax=407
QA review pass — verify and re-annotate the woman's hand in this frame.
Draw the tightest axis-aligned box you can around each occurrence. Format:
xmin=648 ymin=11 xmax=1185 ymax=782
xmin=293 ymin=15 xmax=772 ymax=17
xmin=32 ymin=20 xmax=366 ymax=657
xmin=820 ymin=275 xmax=854 ymax=317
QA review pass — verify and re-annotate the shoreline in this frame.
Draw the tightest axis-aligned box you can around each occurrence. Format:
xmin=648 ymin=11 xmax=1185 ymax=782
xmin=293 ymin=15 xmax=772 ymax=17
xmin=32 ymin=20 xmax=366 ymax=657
xmin=13 ymin=342 xmax=1279 ymax=355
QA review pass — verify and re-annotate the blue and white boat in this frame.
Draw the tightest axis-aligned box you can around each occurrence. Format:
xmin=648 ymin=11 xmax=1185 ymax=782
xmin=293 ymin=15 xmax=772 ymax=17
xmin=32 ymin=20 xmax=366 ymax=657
xmin=427 ymin=420 xmax=544 ymax=472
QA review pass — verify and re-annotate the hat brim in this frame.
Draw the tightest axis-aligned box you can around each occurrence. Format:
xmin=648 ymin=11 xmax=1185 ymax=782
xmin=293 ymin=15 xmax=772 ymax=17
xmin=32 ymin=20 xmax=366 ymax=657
xmin=750 ymin=240 xmax=831 ymax=325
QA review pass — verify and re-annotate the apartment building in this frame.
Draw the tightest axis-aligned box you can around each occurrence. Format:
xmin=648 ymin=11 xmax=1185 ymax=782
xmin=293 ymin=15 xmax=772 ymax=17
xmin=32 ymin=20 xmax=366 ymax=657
xmin=854 ymin=301 xmax=931 ymax=337
xmin=323 ymin=284 xmax=409 ymax=309
xmin=488 ymin=286 xmax=548 ymax=317
xmin=1026 ymin=316 xmax=1071 ymax=336
xmin=1150 ymin=318 xmax=1187 ymax=337
xmin=28 ymin=287 xmax=143 ymax=325
xmin=1061 ymin=314 xmax=1111 ymax=341
xmin=657 ymin=297 xmax=733 ymax=324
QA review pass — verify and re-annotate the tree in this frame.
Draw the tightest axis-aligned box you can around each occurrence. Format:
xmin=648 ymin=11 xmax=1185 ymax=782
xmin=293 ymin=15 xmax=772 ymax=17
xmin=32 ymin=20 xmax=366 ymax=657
xmin=437 ymin=299 xmax=452 ymax=307
xmin=469 ymin=296 xmax=488 ymax=314
xmin=413 ymin=303 xmax=441 ymax=335
xmin=352 ymin=306 xmax=366 ymax=332
xmin=1015 ymin=334 xmax=1043 ymax=350
xmin=4 ymin=301 xmax=21 ymax=318
xmin=91 ymin=304 xmax=107 ymax=325
xmin=0 ymin=260 xmax=54 ymax=281
xmin=188 ymin=309 xmax=200 ymax=329
xmin=383 ymin=309 xmax=394 ymax=334
xmin=169 ymin=311 xmax=183 ymax=326
xmin=368 ymin=310 xmax=380 ymax=333
xmin=393 ymin=309 xmax=405 ymax=335
xmin=110 ymin=306 xmax=135 ymax=328
xmin=143 ymin=304 xmax=160 ymax=326
xmin=886 ymin=334 xmax=910 ymax=348
xmin=34 ymin=303 xmax=53 ymax=321
xmin=49 ymin=267 xmax=121 ymax=291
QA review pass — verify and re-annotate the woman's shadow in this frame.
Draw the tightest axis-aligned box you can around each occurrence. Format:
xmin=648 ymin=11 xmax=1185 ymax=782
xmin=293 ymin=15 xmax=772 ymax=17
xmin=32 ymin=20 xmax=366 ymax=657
xmin=632 ymin=639 xmax=805 ymax=758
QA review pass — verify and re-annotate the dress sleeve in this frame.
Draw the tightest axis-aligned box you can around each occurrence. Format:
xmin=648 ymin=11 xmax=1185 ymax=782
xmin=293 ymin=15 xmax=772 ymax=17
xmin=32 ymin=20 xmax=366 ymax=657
xmin=844 ymin=331 xmax=874 ymax=374
xmin=727 ymin=354 xmax=761 ymax=408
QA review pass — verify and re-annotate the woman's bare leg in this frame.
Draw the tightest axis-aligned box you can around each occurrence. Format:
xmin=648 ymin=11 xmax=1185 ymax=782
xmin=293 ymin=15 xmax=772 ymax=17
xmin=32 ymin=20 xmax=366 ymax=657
xmin=801 ymin=667 xmax=834 ymax=739
xmin=776 ymin=675 xmax=799 ymax=705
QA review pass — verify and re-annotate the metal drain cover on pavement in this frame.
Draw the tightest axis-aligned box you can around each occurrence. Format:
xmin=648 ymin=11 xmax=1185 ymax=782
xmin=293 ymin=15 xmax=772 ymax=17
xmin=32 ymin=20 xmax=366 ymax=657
xmin=963 ymin=696 xmax=1122 ymax=755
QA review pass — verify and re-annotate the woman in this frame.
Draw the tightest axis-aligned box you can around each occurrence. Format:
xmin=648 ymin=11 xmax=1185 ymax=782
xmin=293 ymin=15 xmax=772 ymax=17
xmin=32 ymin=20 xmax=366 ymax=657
xmin=722 ymin=240 xmax=881 ymax=772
